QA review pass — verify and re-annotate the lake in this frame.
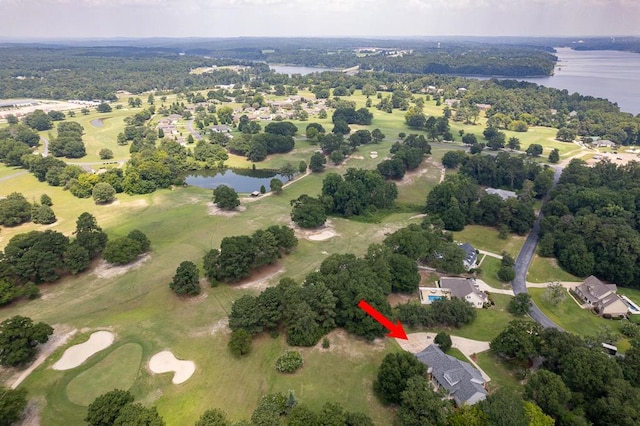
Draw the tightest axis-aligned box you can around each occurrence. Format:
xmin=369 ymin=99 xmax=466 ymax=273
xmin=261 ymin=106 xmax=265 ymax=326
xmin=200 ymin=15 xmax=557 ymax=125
xmin=270 ymin=64 xmax=341 ymax=75
xmin=183 ymin=168 xmax=290 ymax=192
xmin=509 ymin=48 xmax=640 ymax=115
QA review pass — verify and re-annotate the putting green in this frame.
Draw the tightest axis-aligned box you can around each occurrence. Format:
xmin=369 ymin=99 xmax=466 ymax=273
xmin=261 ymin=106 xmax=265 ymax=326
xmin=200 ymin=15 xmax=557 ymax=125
xmin=66 ymin=343 xmax=143 ymax=406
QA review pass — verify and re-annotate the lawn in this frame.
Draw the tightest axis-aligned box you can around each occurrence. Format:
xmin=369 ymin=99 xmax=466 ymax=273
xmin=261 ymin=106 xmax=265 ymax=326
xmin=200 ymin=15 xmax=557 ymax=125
xmin=440 ymin=293 xmax=514 ymax=342
xmin=446 ymin=347 xmax=470 ymax=363
xmin=526 ymin=255 xmax=581 ymax=283
xmin=479 ymin=256 xmax=511 ymax=290
xmin=529 ymin=288 xmax=624 ymax=341
xmin=453 ymin=225 xmax=525 ymax=257
xmin=475 ymin=351 xmax=522 ymax=392
xmin=0 ymin=164 xmax=25 ymax=179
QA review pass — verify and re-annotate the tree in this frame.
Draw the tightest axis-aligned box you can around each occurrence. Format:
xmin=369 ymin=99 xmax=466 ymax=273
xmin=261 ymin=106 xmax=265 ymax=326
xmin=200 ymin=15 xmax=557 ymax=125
xmin=23 ymin=109 xmax=53 ymax=130
xmin=374 ymin=352 xmax=427 ymax=405
xmin=64 ymin=241 xmax=90 ymax=275
xmin=442 ymin=150 xmax=467 ymax=169
xmin=526 ymin=144 xmax=544 ymax=157
xmin=479 ymin=388 xmax=528 ymax=426
xmin=270 ymin=178 xmax=283 ymax=194
xmin=213 ymin=185 xmax=240 ymax=210
xmin=497 ymin=266 xmax=516 ymax=282
xmin=490 ymin=319 xmax=541 ymax=364
xmin=434 ymin=332 xmax=452 ymax=352
xmin=228 ymin=328 xmax=252 ymax=357
xmin=92 ymin=182 xmax=116 ymax=204
xmin=524 ymin=370 xmax=571 ymax=418
xmin=309 ymin=152 xmax=326 ymax=172
xmin=170 ymin=261 xmax=200 ymax=296
xmin=542 ymin=282 xmax=566 ymax=306
xmin=97 ymin=103 xmax=112 ymax=113
xmin=290 ymin=195 xmax=327 ymax=228
xmin=0 ymin=316 xmax=53 ymax=366
xmin=0 ymin=192 xmax=32 ymax=226
xmin=556 ymin=127 xmax=576 ymax=142
xmin=86 ymin=389 xmax=135 ymax=426
xmin=31 ymin=204 xmax=56 ymax=224
xmin=298 ymin=161 xmax=307 ymax=174
xmin=548 ymin=148 xmax=560 ymax=163
xmin=0 ymin=386 xmax=28 ymax=426
xmin=74 ymin=212 xmax=108 ymax=258
xmin=99 ymin=148 xmax=114 ymax=160
xmin=507 ymin=137 xmax=521 ymax=150
xmin=103 ymin=237 xmax=143 ymax=265
xmin=509 ymin=293 xmax=532 ymax=315
xmin=560 ymin=347 xmax=623 ymax=399
xmin=195 ymin=409 xmax=231 ymax=426
xmin=397 ymin=376 xmax=448 ymax=426
xmin=40 ymin=193 xmax=53 ymax=206
xmin=113 ymin=403 xmax=164 ymax=426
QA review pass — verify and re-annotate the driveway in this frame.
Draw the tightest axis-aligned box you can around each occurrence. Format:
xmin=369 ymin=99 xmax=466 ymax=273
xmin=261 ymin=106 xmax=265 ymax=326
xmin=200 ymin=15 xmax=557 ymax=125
xmin=475 ymin=279 xmax=513 ymax=296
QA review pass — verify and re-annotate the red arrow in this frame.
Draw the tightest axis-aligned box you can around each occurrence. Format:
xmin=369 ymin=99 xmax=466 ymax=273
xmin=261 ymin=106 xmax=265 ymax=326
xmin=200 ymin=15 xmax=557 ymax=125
xmin=358 ymin=299 xmax=408 ymax=340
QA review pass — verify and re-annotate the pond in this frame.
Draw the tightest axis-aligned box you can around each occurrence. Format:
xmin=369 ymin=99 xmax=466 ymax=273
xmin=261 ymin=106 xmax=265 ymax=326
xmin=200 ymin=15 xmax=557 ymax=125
xmin=90 ymin=119 xmax=104 ymax=127
xmin=183 ymin=168 xmax=291 ymax=193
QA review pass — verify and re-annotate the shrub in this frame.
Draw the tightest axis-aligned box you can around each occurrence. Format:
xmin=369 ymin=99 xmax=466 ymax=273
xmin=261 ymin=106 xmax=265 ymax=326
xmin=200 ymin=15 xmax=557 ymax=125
xmin=322 ymin=338 xmax=330 ymax=349
xmin=434 ymin=332 xmax=452 ymax=352
xmin=228 ymin=328 xmax=252 ymax=357
xmin=275 ymin=351 xmax=303 ymax=373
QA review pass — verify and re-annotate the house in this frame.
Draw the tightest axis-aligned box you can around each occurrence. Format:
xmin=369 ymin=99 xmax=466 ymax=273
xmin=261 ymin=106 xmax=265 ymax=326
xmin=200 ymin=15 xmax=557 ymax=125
xmin=484 ymin=188 xmax=517 ymax=201
xmin=440 ymin=277 xmax=488 ymax=308
xmin=593 ymin=139 xmax=616 ymax=148
xmin=458 ymin=243 xmax=478 ymax=270
xmin=416 ymin=344 xmax=488 ymax=406
xmin=211 ymin=125 xmax=231 ymax=133
xmin=573 ymin=275 xmax=628 ymax=318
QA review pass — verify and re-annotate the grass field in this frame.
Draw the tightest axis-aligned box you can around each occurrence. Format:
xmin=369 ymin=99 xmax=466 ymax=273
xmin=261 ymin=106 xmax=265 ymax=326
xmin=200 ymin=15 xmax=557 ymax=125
xmin=475 ymin=351 xmax=522 ymax=392
xmin=453 ymin=225 xmax=525 ymax=257
xmin=479 ymin=256 xmax=511 ymax=290
xmin=526 ymin=255 xmax=581 ymax=283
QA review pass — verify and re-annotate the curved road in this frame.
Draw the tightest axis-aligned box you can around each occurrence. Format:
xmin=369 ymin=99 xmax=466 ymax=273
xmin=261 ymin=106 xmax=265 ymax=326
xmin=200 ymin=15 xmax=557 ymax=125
xmin=512 ymin=166 xmax=564 ymax=330
xmin=186 ymin=120 xmax=203 ymax=141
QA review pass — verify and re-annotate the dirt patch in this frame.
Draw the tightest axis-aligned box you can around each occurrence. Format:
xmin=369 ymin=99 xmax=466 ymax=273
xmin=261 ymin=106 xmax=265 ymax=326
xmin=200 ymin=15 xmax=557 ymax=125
xmin=189 ymin=318 xmax=230 ymax=338
xmin=303 ymin=329 xmax=386 ymax=359
xmin=387 ymin=293 xmax=417 ymax=307
xmin=206 ymin=202 xmax=246 ymax=217
xmin=232 ymin=263 xmax=284 ymax=291
xmin=93 ymin=254 xmax=151 ymax=279
xmin=292 ymin=220 xmax=339 ymax=242
xmin=20 ymin=397 xmax=44 ymax=426
xmin=397 ymin=163 xmax=439 ymax=186
xmin=419 ymin=270 xmax=440 ymax=287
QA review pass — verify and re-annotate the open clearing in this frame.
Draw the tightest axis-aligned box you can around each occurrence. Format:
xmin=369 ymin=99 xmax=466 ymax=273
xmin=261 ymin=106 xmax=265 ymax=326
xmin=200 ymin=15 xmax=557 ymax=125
xmin=148 ymin=351 xmax=196 ymax=384
xmin=53 ymin=330 xmax=115 ymax=370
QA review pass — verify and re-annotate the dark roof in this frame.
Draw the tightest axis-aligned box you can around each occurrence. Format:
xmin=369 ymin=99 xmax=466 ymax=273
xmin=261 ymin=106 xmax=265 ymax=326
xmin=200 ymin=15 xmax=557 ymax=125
xmin=459 ymin=243 xmax=477 ymax=266
xmin=440 ymin=277 xmax=488 ymax=302
xmin=416 ymin=344 xmax=487 ymax=406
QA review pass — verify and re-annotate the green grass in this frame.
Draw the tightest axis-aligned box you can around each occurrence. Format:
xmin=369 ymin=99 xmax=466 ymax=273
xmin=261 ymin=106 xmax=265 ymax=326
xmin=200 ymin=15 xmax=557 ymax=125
xmin=453 ymin=225 xmax=525 ymax=258
xmin=475 ymin=351 xmax=522 ymax=392
xmin=529 ymin=288 xmax=618 ymax=337
xmin=479 ymin=256 xmax=511 ymax=290
xmin=442 ymin=294 xmax=514 ymax=341
xmin=66 ymin=343 xmax=143 ymax=406
xmin=0 ymin=164 xmax=25 ymax=179
xmin=446 ymin=347 xmax=470 ymax=363
xmin=526 ymin=255 xmax=581 ymax=283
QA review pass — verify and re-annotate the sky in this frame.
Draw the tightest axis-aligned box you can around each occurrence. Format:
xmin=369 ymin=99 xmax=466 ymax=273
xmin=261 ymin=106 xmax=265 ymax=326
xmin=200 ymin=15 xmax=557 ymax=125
xmin=0 ymin=0 xmax=638 ymax=39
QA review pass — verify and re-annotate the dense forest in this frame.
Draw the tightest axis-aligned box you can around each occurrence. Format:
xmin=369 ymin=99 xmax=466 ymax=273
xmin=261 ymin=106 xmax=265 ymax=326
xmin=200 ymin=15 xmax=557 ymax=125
xmin=540 ymin=159 xmax=640 ymax=287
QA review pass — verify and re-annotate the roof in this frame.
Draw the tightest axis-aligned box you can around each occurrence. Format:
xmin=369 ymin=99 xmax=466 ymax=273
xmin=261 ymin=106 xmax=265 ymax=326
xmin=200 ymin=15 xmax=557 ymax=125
xmin=577 ymin=275 xmax=617 ymax=303
xmin=416 ymin=345 xmax=487 ymax=405
xmin=458 ymin=243 xmax=477 ymax=267
xmin=440 ymin=277 xmax=487 ymax=302
xmin=484 ymin=187 xmax=517 ymax=200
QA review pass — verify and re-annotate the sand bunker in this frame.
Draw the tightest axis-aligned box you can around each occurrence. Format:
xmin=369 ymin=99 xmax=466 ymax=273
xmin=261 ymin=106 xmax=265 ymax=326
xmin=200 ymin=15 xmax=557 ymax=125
xmin=370 ymin=151 xmax=378 ymax=159
xmin=148 ymin=351 xmax=195 ymax=384
xmin=53 ymin=331 xmax=115 ymax=370
xmin=307 ymin=230 xmax=337 ymax=241
xmin=93 ymin=254 xmax=150 ymax=279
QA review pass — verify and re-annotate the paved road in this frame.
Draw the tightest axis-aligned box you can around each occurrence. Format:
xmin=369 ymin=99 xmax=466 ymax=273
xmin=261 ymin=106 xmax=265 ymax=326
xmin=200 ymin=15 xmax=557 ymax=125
xmin=0 ymin=170 xmax=28 ymax=182
xmin=186 ymin=120 xmax=203 ymax=141
xmin=512 ymin=166 xmax=564 ymax=330
xmin=41 ymin=135 xmax=49 ymax=156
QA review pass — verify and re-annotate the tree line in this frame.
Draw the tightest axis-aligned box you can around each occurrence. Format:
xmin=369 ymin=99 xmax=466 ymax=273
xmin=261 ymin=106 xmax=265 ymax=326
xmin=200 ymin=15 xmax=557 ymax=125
xmin=539 ymin=159 xmax=640 ymax=287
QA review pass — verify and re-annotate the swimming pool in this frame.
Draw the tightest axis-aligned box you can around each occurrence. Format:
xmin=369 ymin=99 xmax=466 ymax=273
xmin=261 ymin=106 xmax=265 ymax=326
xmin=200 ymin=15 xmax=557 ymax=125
xmin=428 ymin=295 xmax=445 ymax=302
xmin=621 ymin=295 xmax=640 ymax=314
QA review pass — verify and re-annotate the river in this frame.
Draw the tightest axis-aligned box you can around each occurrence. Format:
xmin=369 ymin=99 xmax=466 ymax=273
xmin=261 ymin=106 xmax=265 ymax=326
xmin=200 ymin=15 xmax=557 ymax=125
xmin=497 ymin=47 xmax=640 ymax=115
